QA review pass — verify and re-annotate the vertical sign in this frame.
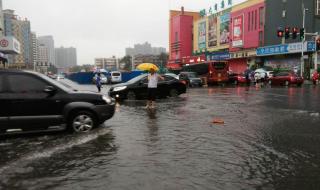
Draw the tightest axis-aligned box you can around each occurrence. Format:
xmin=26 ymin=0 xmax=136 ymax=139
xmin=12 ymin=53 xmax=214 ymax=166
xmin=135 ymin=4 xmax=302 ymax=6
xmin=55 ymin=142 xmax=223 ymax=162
xmin=208 ymin=16 xmax=218 ymax=47
xmin=198 ymin=21 xmax=206 ymax=50
xmin=232 ymin=15 xmax=244 ymax=47
xmin=220 ymin=13 xmax=230 ymax=45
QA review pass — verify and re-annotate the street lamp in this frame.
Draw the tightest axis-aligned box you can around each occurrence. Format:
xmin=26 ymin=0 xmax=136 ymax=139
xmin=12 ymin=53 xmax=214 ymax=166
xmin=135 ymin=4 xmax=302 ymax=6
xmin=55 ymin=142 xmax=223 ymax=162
xmin=301 ymin=4 xmax=308 ymax=77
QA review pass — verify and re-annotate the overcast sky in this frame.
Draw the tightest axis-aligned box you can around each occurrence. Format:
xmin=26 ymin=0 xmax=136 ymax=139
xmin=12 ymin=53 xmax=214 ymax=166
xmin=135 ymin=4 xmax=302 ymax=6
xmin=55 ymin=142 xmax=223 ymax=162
xmin=3 ymin=0 xmax=246 ymax=65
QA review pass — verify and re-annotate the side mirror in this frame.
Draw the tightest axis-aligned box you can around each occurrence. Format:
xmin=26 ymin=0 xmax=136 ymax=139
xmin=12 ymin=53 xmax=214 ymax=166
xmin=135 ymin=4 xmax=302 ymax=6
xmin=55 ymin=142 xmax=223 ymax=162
xmin=44 ymin=86 xmax=57 ymax=95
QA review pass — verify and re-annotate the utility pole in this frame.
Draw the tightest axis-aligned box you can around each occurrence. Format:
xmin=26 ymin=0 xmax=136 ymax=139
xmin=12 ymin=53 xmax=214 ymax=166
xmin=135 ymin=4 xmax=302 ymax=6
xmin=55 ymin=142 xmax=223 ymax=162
xmin=301 ymin=3 xmax=307 ymax=77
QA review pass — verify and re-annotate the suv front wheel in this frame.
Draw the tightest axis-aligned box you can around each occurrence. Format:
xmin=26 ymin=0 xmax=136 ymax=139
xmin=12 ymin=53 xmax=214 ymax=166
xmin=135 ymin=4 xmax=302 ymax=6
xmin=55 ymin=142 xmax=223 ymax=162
xmin=68 ymin=110 xmax=97 ymax=133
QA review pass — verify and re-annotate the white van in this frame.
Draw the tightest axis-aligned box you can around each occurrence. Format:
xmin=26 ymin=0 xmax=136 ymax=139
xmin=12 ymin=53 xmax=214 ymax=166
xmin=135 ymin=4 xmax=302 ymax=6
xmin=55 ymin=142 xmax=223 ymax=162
xmin=110 ymin=71 xmax=122 ymax=83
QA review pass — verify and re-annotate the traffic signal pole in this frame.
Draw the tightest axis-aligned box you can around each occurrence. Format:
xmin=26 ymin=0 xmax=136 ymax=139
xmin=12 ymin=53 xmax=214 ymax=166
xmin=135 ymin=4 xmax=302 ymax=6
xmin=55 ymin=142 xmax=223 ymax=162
xmin=301 ymin=4 xmax=307 ymax=77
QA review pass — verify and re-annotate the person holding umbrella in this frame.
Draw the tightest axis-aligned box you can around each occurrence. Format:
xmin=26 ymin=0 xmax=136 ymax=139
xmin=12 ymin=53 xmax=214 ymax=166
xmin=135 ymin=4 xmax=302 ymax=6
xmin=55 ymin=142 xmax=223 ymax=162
xmin=146 ymin=67 xmax=164 ymax=109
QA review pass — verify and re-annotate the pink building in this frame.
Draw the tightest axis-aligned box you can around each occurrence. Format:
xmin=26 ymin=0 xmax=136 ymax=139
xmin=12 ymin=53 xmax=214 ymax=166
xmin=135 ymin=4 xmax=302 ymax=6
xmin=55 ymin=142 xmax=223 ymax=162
xmin=168 ymin=8 xmax=199 ymax=70
xmin=228 ymin=1 xmax=265 ymax=73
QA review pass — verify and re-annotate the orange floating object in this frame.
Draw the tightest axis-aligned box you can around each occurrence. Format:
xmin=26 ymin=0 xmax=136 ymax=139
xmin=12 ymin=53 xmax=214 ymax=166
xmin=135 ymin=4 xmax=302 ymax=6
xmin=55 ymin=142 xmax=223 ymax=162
xmin=212 ymin=118 xmax=225 ymax=124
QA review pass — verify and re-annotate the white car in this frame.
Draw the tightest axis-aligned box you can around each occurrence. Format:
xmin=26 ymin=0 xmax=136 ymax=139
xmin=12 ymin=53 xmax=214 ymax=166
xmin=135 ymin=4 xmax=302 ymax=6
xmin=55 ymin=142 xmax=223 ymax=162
xmin=110 ymin=71 xmax=122 ymax=83
xmin=254 ymin=69 xmax=267 ymax=81
xmin=165 ymin=73 xmax=179 ymax=80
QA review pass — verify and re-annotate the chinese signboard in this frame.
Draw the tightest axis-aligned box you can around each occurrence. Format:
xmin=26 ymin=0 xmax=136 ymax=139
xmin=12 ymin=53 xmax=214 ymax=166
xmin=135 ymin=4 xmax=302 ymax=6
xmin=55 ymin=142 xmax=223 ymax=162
xmin=256 ymin=41 xmax=316 ymax=56
xmin=207 ymin=52 xmax=230 ymax=61
xmin=199 ymin=0 xmax=233 ymax=17
xmin=232 ymin=15 xmax=244 ymax=47
xmin=208 ymin=16 xmax=218 ymax=47
xmin=198 ymin=21 xmax=206 ymax=50
xmin=220 ymin=13 xmax=230 ymax=45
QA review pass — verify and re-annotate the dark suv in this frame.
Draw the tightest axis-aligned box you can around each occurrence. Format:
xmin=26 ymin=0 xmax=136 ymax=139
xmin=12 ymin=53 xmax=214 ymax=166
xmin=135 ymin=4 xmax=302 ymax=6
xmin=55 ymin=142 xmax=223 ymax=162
xmin=0 ymin=70 xmax=115 ymax=135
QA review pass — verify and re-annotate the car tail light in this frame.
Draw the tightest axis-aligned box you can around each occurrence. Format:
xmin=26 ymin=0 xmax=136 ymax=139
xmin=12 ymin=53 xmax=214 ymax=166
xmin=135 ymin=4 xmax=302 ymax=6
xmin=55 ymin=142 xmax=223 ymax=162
xmin=290 ymin=76 xmax=294 ymax=81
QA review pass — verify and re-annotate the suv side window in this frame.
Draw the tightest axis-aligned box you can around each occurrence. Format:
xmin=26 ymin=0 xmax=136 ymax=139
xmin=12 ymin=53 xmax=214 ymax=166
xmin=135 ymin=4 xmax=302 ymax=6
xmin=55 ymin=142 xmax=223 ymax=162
xmin=164 ymin=75 xmax=175 ymax=81
xmin=8 ymin=74 xmax=48 ymax=93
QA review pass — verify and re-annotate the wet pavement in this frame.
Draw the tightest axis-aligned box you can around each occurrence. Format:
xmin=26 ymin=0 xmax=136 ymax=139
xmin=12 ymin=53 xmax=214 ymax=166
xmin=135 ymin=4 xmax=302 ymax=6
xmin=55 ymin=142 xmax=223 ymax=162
xmin=1 ymin=83 xmax=320 ymax=190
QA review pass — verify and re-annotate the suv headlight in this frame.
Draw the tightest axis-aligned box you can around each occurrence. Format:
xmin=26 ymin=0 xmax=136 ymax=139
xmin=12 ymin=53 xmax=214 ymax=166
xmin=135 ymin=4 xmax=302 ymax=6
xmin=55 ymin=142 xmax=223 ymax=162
xmin=102 ymin=95 xmax=113 ymax=104
xmin=114 ymin=86 xmax=127 ymax=91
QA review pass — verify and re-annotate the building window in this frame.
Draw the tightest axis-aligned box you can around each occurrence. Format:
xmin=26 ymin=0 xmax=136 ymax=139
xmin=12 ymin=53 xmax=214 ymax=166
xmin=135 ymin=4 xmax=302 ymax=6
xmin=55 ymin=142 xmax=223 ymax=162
xmin=317 ymin=0 xmax=320 ymax=15
xmin=248 ymin=12 xmax=251 ymax=31
xmin=175 ymin=32 xmax=178 ymax=42
xmin=255 ymin=10 xmax=257 ymax=30
xmin=251 ymin=11 xmax=254 ymax=31
xmin=259 ymin=7 xmax=265 ymax=28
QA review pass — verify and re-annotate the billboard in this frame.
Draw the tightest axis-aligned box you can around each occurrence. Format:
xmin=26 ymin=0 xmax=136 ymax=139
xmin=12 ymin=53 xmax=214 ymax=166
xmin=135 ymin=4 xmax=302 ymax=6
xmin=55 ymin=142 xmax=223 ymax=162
xmin=232 ymin=15 xmax=244 ymax=47
xmin=208 ymin=15 xmax=217 ymax=47
xmin=220 ymin=13 xmax=230 ymax=45
xmin=198 ymin=21 xmax=206 ymax=50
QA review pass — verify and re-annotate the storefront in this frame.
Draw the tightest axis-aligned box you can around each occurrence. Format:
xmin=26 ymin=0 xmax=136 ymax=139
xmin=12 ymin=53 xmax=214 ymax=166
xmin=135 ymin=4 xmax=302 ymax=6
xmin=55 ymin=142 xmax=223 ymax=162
xmin=228 ymin=49 xmax=256 ymax=73
xmin=256 ymin=41 xmax=316 ymax=77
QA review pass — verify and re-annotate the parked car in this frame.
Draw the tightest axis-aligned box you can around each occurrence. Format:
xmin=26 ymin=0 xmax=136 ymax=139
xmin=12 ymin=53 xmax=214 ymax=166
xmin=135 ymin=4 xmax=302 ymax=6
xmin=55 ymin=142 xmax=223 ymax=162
xmin=268 ymin=72 xmax=304 ymax=86
xmin=0 ymin=69 xmax=115 ymax=135
xmin=165 ymin=73 xmax=179 ymax=80
xmin=179 ymin=72 xmax=203 ymax=87
xmin=228 ymin=73 xmax=249 ymax=85
xmin=109 ymin=74 xmax=187 ymax=100
xmin=110 ymin=71 xmax=122 ymax=83
xmin=92 ymin=73 xmax=108 ymax=84
xmin=57 ymin=74 xmax=65 ymax=80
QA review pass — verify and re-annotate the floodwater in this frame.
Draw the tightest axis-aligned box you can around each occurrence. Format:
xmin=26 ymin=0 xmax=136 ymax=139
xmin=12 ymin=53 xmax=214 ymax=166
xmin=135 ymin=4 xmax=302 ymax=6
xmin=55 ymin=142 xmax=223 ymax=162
xmin=1 ymin=84 xmax=320 ymax=190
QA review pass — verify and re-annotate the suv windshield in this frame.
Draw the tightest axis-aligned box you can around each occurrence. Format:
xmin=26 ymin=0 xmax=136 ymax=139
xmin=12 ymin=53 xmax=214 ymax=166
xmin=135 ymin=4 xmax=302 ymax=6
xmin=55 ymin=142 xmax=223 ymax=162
xmin=38 ymin=73 xmax=73 ymax=92
xmin=186 ymin=73 xmax=197 ymax=78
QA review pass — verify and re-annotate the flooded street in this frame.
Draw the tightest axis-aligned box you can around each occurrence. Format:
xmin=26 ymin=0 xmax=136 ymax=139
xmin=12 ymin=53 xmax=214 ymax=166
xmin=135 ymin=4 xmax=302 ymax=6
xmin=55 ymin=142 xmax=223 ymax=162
xmin=1 ymin=85 xmax=320 ymax=190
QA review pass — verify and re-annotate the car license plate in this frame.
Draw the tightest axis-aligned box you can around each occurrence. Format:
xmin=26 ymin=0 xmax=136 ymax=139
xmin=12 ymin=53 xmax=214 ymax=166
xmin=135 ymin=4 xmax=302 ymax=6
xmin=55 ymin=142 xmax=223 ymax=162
xmin=218 ymin=79 xmax=221 ymax=82
xmin=218 ymin=73 xmax=221 ymax=77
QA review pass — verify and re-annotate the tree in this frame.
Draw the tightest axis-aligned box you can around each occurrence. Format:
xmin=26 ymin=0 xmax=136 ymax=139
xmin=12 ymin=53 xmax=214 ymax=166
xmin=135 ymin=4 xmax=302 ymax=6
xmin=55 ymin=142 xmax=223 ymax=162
xmin=158 ymin=52 xmax=169 ymax=67
xmin=120 ymin=55 xmax=132 ymax=71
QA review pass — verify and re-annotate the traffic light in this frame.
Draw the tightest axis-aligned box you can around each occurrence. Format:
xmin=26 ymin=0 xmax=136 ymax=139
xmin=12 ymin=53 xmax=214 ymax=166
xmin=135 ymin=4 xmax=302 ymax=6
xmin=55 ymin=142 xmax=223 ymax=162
xmin=285 ymin=27 xmax=290 ymax=39
xmin=292 ymin=27 xmax=298 ymax=39
xmin=277 ymin=28 xmax=284 ymax=38
xmin=300 ymin=28 xmax=305 ymax=40
xmin=316 ymin=38 xmax=320 ymax=51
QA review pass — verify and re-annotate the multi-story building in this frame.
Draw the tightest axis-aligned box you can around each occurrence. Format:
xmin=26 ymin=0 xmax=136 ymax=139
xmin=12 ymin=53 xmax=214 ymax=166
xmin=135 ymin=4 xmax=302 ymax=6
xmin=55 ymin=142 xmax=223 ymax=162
xmin=257 ymin=0 xmax=320 ymax=77
xmin=126 ymin=42 xmax=166 ymax=56
xmin=167 ymin=7 xmax=201 ymax=70
xmin=37 ymin=43 xmax=49 ymax=73
xmin=3 ymin=9 xmax=32 ymax=69
xmin=31 ymin=32 xmax=38 ymax=70
xmin=55 ymin=47 xmax=77 ymax=71
xmin=94 ymin=56 xmax=118 ymax=71
xmin=38 ymin=35 xmax=55 ymax=66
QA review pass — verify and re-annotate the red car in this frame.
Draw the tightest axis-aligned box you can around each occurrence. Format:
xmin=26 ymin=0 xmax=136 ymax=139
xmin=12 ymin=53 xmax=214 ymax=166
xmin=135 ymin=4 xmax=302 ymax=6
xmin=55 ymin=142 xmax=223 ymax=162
xmin=268 ymin=72 xmax=304 ymax=86
xmin=228 ymin=73 xmax=249 ymax=85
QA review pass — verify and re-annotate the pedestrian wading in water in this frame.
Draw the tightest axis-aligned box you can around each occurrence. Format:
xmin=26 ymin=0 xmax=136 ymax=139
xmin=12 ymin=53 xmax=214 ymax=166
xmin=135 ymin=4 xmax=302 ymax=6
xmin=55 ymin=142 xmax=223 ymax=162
xmin=146 ymin=68 xmax=164 ymax=109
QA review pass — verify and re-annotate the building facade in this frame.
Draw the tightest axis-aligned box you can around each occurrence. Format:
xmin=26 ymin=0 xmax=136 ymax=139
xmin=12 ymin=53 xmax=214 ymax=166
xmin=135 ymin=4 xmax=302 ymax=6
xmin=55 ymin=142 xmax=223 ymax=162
xmin=168 ymin=8 xmax=200 ymax=69
xmin=3 ymin=9 xmax=32 ymax=69
xmin=37 ymin=43 xmax=50 ymax=73
xmin=38 ymin=35 xmax=55 ymax=66
xmin=31 ymin=32 xmax=38 ymax=70
xmin=257 ymin=0 xmax=320 ymax=77
xmin=55 ymin=47 xmax=77 ymax=71
xmin=94 ymin=56 xmax=118 ymax=71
